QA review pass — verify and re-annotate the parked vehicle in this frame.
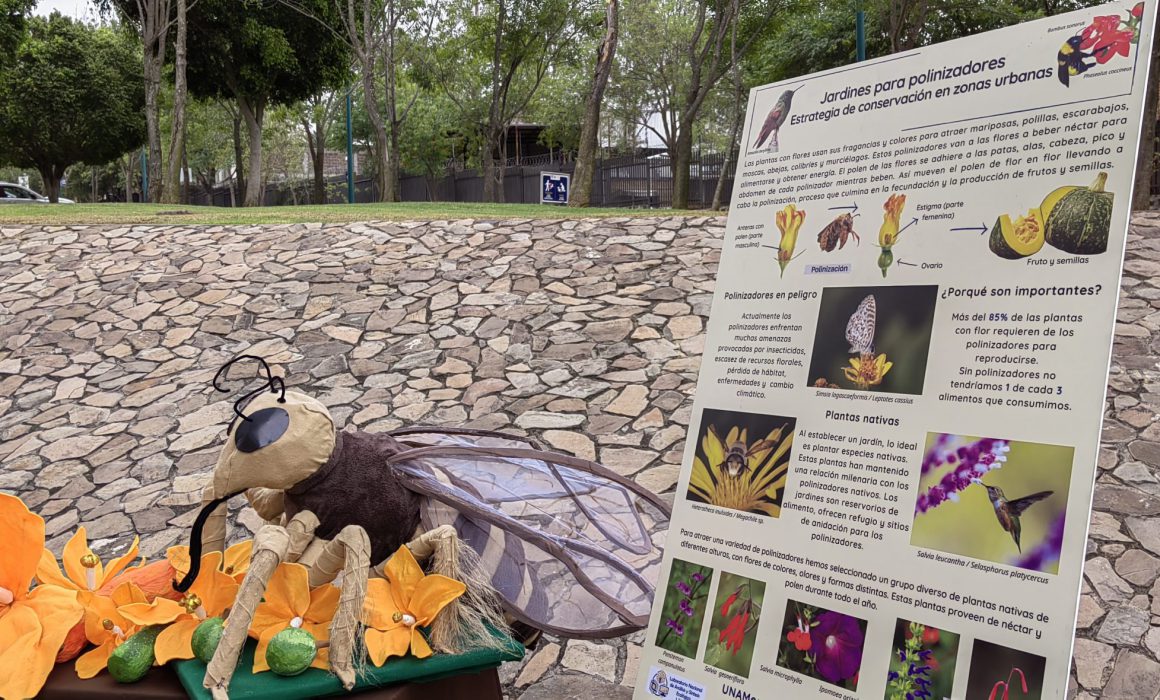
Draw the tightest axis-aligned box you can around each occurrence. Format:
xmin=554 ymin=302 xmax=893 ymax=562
xmin=0 ymin=182 xmax=74 ymax=204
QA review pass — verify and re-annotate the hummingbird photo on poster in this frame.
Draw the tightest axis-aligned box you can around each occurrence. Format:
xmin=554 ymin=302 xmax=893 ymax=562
xmin=910 ymin=432 xmax=1073 ymax=574
xmin=751 ymin=86 xmax=799 ymax=153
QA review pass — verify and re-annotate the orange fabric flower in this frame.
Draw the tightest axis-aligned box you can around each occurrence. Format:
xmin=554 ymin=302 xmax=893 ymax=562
xmin=74 ymin=582 xmax=149 ymax=679
xmin=248 ymin=562 xmax=339 ymax=673
xmin=36 ymin=526 xmax=141 ymax=601
xmin=119 ymin=551 xmax=238 ymax=664
xmin=167 ymin=540 xmax=252 ymax=583
xmin=362 ymin=546 xmax=465 ymax=666
xmin=0 ymin=493 xmax=84 ymax=700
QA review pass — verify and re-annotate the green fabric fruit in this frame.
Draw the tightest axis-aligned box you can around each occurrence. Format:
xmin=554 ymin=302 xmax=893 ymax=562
xmin=1043 ymin=171 xmax=1113 ymax=255
xmin=107 ymin=625 xmax=163 ymax=683
xmin=266 ymin=627 xmax=317 ymax=676
xmin=192 ymin=617 xmax=225 ymax=664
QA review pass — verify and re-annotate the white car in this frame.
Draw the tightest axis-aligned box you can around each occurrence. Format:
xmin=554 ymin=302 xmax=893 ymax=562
xmin=0 ymin=182 xmax=74 ymax=204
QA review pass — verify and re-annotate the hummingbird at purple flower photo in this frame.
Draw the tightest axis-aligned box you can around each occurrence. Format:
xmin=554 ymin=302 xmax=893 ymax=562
xmin=983 ymin=484 xmax=1054 ymax=552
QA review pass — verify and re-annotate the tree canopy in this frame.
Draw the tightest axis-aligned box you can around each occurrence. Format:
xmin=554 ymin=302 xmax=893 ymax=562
xmin=0 ymin=13 xmax=145 ymax=201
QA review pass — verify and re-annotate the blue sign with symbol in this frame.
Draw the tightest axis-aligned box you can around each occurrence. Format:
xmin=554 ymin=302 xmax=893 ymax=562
xmin=541 ymin=172 xmax=569 ymax=205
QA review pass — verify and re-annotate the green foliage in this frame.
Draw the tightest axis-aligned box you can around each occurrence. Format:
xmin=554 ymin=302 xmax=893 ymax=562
xmin=0 ymin=14 xmax=145 ymax=198
xmin=186 ymin=0 xmax=350 ymax=109
xmin=0 ymin=0 xmax=33 ymax=71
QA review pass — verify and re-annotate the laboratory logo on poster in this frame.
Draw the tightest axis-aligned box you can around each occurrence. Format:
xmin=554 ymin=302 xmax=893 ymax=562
xmin=644 ymin=666 xmax=706 ymax=700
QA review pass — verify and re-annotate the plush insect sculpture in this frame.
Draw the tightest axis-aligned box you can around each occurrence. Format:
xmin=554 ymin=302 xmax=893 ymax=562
xmin=177 ymin=355 xmax=670 ymax=698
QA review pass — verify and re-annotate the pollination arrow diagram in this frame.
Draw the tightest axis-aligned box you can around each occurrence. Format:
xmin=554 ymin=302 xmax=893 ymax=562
xmin=950 ymin=223 xmax=989 ymax=235
xmin=898 ymin=217 xmax=919 ymax=235
xmin=827 ymin=202 xmax=859 ymax=214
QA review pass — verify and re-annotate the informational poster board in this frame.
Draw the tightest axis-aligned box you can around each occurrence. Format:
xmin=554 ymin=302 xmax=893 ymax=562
xmin=635 ymin=3 xmax=1155 ymax=699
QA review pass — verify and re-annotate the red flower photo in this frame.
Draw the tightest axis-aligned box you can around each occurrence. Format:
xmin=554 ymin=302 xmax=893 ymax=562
xmin=703 ymin=572 xmax=765 ymax=678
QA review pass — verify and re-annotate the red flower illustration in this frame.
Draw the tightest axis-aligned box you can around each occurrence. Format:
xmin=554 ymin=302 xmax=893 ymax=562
xmin=1131 ymin=2 xmax=1143 ymax=19
xmin=1091 ymin=28 xmax=1134 ymax=63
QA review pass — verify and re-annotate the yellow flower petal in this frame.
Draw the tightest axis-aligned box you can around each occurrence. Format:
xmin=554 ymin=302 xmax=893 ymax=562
xmin=121 ymin=597 xmax=187 ymax=626
xmin=75 ymin=640 xmax=115 ymax=679
xmin=166 ymin=545 xmax=191 ymax=579
xmin=252 ymin=622 xmax=284 ymax=674
xmin=0 ymin=585 xmax=83 ymax=699
xmin=61 ymin=527 xmax=96 ymax=591
xmin=223 ymin=540 xmax=253 ymax=580
xmin=0 ymin=493 xmax=45 ymax=598
xmin=409 ymin=627 xmax=433 ymax=659
xmin=408 ymin=575 xmax=466 ymax=627
xmin=384 ymin=546 xmax=424 ymax=609
xmin=100 ymin=536 xmax=141 ymax=587
xmin=154 ymin=617 xmax=200 ymax=664
xmin=35 ymin=548 xmax=73 ymax=590
xmin=365 ymin=627 xmax=411 ymax=667
xmin=307 ymin=583 xmax=340 ymax=625
xmin=363 ymin=578 xmax=404 ymax=629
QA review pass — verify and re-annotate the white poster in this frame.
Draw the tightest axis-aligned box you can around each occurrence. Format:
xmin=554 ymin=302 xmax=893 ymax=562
xmin=634 ymin=3 xmax=1155 ymax=699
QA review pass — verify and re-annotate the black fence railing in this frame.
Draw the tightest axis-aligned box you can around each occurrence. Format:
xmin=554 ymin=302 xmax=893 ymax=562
xmin=187 ymin=150 xmax=739 ymax=209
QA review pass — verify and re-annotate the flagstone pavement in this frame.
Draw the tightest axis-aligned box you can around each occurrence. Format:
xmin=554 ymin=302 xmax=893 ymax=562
xmin=0 ymin=212 xmax=1159 ymax=698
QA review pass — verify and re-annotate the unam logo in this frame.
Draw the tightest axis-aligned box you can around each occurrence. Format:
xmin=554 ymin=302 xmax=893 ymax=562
xmin=1057 ymin=2 xmax=1145 ymax=86
xmin=648 ymin=669 xmax=670 ymax=697
xmin=722 ymin=683 xmax=757 ymax=700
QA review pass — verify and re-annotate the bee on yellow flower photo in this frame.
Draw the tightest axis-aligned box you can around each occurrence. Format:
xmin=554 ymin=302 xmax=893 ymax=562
xmin=686 ymin=408 xmax=796 ymax=518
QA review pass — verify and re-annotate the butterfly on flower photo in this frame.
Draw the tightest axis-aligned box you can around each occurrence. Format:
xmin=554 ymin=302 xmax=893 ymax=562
xmin=808 ymin=285 xmax=937 ymax=396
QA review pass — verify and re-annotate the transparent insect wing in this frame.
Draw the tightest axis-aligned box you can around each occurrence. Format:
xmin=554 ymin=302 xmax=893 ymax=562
xmin=845 ymin=294 xmax=876 ymax=354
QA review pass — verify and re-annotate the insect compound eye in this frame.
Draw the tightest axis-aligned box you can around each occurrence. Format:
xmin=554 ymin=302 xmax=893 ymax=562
xmin=233 ymin=406 xmax=290 ymax=453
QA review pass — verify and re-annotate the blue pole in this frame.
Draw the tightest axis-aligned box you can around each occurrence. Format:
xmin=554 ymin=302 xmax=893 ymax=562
xmin=140 ymin=149 xmax=148 ymax=203
xmin=346 ymin=90 xmax=354 ymax=204
xmin=856 ymin=9 xmax=866 ymax=62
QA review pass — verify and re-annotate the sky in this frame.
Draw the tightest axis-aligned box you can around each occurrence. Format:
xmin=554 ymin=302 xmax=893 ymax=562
xmin=33 ymin=0 xmax=97 ymax=20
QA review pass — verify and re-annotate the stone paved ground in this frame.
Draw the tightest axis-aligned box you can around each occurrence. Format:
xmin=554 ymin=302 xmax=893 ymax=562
xmin=1 ymin=212 xmax=1159 ymax=698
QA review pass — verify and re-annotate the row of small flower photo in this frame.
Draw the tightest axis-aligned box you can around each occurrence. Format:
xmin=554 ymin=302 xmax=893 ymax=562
xmin=687 ymin=407 xmax=1074 ymax=575
xmin=656 ymin=558 xmax=1048 ymax=699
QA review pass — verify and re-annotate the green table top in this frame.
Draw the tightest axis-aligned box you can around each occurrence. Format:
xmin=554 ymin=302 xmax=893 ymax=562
xmin=173 ymin=631 xmax=524 ymax=699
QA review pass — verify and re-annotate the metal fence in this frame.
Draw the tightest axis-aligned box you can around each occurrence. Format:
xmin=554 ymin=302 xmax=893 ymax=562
xmin=186 ymin=150 xmax=738 ymax=209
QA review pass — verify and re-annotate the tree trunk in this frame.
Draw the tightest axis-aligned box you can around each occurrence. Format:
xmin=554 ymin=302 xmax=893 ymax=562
xmin=712 ymin=0 xmax=742 ymax=212
xmin=312 ymin=138 xmax=326 ymax=204
xmin=482 ymin=129 xmax=505 ymax=203
xmin=232 ymin=110 xmax=246 ymax=206
xmin=39 ymin=165 xmax=61 ymax=203
xmin=162 ymin=0 xmax=188 ymax=204
xmin=382 ymin=15 xmax=401 ymax=203
xmin=671 ymin=129 xmax=693 ymax=209
xmin=483 ymin=0 xmax=507 ymax=204
xmin=1133 ymin=14 xmax=1158 ymax=210
xmin=361 ymin=64 xmax=392 ymax=203
xmin=570 ymin=0 xmax=618 ymax=208
xmin=238 ymin=96 xmax=266 ymax=207
xmin=144 ymin=49 xmax=164 ymax=202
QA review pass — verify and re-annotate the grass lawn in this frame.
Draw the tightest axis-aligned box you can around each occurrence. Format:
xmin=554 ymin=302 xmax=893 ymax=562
xmin=0 ymin=201 xmax=715 ymax=226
